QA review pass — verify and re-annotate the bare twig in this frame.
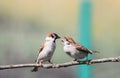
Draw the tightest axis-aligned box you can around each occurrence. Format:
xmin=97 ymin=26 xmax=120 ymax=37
xmin=0 ymin=56 xmax=120 ymax=70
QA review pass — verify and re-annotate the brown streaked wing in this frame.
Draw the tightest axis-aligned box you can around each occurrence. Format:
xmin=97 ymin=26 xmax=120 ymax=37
xmin=34 ymin=43 xmax=45 ymax=62
xmin=75 ymin=44 xmax=92 ymax=54
xmin=38 ymin=43 xmax=44 ymax=53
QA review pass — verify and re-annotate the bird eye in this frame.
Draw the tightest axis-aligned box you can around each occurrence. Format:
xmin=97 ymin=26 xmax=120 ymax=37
xmin=51 ymin=35 xmax=54 ymax=38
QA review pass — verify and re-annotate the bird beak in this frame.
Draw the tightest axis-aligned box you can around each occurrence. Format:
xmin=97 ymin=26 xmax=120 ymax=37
xmin=56 ymin=35 xmax=61 ymax=39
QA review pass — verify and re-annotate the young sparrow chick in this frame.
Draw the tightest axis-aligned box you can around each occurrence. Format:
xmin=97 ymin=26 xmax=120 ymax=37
xmin=62 ymin=37 xmax=99 ymax=61
xmin=31 ymin=32 xmax=60 ymax=72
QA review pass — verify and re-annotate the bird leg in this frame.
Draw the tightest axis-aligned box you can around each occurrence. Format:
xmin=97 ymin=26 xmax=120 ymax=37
xmin=73 ymin=59 xmax=77 ymax=61
xmin=86 ymin=55 xmax=91 ymax=65
xmin=37 ymin=60 xmax=43 ymax=67
xmin=48 ymin=60 xmax=54 ymax=64
xmin=48 ymin=60 xmax=56 ymax=67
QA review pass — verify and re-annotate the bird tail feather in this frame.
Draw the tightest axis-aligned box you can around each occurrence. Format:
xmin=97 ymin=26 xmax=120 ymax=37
xmin=31 ymin=66 xmax=38 ymax=72
xmin=91 ymin=50 xmax=100 ymax=53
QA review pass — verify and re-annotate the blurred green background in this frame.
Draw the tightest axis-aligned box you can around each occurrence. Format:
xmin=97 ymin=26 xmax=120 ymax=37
xmin=0 ymin=0 xmax=120 ymax=78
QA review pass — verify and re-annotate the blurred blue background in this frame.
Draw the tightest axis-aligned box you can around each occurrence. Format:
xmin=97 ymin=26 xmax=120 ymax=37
xmin=0 ymin=0 xmax=120 ymax=78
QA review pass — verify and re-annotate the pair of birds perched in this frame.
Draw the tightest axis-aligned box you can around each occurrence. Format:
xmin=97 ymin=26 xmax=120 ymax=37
xmin=31 ymin=32 xmax=98 ymax=72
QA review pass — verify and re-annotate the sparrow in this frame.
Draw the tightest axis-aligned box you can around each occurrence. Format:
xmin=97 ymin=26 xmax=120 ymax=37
xmin=61 ymin=37 xmax=99 ymax=61
xmin=31 ymin=32 xmax=60 ymax=72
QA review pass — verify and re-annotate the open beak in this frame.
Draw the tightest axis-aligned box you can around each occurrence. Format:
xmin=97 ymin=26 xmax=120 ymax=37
xmin=56 ymin=36 xmax=61 ymax=39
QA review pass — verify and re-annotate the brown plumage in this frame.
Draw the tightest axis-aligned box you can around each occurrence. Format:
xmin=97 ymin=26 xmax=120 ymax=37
xmin=66 ymin=37 xmax=92 ymax=54
xmin=31 ymin=32 xmax=60 ymax=72
xmin=62 ymin=37 xmax=99 ymax=61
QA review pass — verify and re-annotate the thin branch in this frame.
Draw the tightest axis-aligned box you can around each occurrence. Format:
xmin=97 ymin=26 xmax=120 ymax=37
xmin=0 ymin=56 xmax=120 ymax=70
